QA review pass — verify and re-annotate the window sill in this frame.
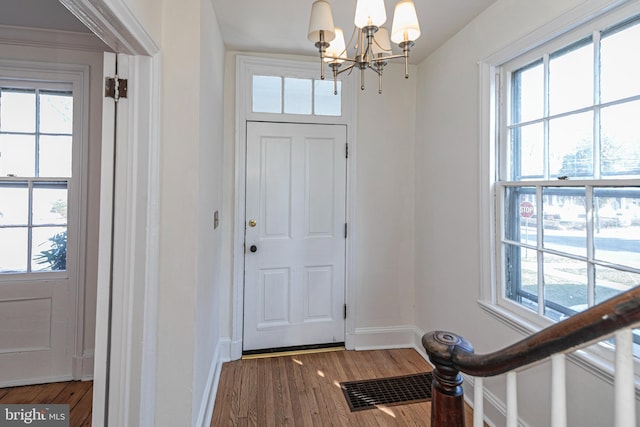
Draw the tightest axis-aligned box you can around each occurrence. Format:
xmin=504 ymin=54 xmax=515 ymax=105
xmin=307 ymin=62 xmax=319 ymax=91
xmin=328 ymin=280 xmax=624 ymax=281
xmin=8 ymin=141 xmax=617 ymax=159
xmin=477 ymin=300 xmax=640 ymax=400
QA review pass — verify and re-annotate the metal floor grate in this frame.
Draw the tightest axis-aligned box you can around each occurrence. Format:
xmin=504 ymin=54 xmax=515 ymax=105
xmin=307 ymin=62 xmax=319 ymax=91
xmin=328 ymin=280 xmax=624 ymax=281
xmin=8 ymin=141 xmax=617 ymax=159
xmin=340 ymin=372 xmax=433 ymax=412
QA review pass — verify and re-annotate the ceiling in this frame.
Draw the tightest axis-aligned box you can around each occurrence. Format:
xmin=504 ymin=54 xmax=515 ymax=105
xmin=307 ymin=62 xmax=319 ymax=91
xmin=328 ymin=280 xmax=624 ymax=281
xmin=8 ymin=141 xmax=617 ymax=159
xmin=0 ymin=0 xmax=498 ymax=64
xmin=212 ymin=0 xmax=498 ymax=64
xmin=0 ymin=0 xmax=90 ymax=33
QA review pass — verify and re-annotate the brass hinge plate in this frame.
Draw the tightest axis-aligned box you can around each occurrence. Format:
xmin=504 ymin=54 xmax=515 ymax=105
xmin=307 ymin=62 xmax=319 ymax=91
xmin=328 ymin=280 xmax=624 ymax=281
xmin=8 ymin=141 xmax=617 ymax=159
xmin=105 ymin=77 xmax=128 ymax=101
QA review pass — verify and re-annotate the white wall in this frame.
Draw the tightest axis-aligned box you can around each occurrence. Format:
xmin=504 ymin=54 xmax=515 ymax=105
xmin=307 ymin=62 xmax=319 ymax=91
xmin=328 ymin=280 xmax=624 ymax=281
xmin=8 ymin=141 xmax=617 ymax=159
xmin=121 ymin=0 xmax=162 ymax=45
xmin=354 ymin=63 xmax=417 ymax=333
xmin=220 ymin=55 xmax=418 ymax=349
xmin=193 ymin=0 xmax=226 ymax=424
xmin=414 ymin=0 xmax=639 ymax=425
xmin=156 ymin=0 xmax=226 ymax=425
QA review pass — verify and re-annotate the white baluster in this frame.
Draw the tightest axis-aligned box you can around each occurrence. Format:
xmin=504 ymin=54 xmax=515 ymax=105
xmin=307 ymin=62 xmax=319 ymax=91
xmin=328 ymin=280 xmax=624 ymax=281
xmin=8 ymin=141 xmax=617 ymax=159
xmin=551 ymin=354 xmax=567 ymax=427
xmin=506 ymin=371 xmax=518 ymax=427
xmin=615 ymin=329 xmax=636 ymax=427
xmin=474 ymin=377 xmax=484 ymax=427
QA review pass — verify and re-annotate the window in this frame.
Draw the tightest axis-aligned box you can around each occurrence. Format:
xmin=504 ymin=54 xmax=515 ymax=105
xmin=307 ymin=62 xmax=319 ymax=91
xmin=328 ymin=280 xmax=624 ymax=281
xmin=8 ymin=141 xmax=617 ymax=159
xmin=496 ymin=15 xmax=640 ymax=334
xmin=0 ymin=87 xmax=73 ymax=273
xmin=252 ymin=75 xmax=342 ymax=116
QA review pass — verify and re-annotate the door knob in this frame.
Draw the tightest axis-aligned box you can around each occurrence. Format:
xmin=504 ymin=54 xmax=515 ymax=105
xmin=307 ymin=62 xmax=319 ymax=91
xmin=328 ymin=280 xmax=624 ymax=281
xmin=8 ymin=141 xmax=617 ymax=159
xmin=249 ymin=245 xmax=257 ymax=253
xmin=248 ymin=219 xmax=257 ymax=227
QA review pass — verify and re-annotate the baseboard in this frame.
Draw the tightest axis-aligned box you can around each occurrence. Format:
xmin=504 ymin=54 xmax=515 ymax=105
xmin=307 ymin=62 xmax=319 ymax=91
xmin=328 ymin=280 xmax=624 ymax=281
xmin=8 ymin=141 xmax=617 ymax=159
xmin=72 ymin=353 xmax=94 ymax=381
xmin=348 ymin=325 xmax=421 ymax=350
xmin=0 ymin=375 xmax=74 ymax=388
xmin=230 ymin=338 xmax=243 ymax=360
xmin=194 ymin=338 xmax=231 ymax=427
xmin=82 ymin=352 xmax=94 ymax=380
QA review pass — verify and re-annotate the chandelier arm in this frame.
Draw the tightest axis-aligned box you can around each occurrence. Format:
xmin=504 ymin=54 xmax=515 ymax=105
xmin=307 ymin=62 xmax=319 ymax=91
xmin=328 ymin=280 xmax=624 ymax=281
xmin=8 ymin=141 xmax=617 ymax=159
xmin=373 ymin=53 xmax=406 ymax=62
xmin=334 ymin=62 xmax=357 ymax=76
xmin=314 ymin=30 xmax=330 ymax=80
xmin=399 ymin=41 xmax=415 ymax=79
xmin=324 ymin=55 xmax=359 ymax=64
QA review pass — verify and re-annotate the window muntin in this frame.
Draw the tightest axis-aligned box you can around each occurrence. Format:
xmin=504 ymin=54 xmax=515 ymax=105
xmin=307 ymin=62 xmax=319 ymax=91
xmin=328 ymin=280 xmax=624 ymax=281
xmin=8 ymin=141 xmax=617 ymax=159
xmin=502 ymin=185 xmax=640 ymax=321
xmin=0 ymin=87 xmax=72 ymax=274
xmin=252 ymin=74 xmax=342 ymax=117
xmin=498 ymin=16 xmax=640 ymax=332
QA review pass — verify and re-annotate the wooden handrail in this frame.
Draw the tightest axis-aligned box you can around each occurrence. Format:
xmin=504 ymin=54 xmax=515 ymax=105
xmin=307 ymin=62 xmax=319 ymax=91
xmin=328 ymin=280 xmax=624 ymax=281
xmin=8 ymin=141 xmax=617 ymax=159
xmin=422 ymin=286 xmax=640 ymax=426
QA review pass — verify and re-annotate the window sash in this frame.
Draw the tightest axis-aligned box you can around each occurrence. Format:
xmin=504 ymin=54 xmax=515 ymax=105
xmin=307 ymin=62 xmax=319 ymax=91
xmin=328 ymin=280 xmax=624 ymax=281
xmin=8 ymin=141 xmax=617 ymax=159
xmin=0 ymin=83 xmax=73 ymax=276
xmin=0 ymin=179 xmax=69 ymax=274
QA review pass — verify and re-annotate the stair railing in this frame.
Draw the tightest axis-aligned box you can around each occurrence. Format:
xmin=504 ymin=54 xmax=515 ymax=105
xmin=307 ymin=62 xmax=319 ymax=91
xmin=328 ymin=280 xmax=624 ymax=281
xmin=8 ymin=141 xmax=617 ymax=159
xmin=422 ymin=286 xmax=640 ymax=427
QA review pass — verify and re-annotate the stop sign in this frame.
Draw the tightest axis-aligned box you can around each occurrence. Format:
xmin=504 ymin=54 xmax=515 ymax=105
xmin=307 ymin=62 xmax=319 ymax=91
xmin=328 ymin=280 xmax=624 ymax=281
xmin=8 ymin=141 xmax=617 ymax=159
xmin=520 ymin=201 xmax=534 ymax=218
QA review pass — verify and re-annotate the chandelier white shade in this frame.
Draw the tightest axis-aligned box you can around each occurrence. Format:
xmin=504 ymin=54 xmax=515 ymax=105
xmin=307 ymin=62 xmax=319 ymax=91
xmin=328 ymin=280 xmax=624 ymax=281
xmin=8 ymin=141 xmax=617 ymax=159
xmin=372 ymin=27 xmax=392 ymax=54
xmin=354 ymin=0 xmax=387 ymax=28
xmin=308 ymin=0 xmax=421 ymax=94
xmin=307 ymin=0 xmax=336 ymax=43
xmin=324 ymin=28 xmax=347 ymax=63
xmin=391 ymin=0 xmax=421 ymax=43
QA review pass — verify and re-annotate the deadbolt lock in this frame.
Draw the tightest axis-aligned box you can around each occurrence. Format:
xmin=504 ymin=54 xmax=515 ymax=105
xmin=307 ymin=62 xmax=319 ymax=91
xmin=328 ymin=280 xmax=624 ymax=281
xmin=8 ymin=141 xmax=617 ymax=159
xmin=248 ymin=219 xmax=257 ymax=228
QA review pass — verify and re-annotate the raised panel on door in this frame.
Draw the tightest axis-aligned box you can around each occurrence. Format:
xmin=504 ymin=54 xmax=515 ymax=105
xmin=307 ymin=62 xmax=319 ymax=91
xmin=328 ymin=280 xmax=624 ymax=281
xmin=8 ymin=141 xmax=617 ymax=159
xmin=261 ymin=137 xmax=292 ymax=239
xmin=244 ymin=122 xmax=347 ymax=351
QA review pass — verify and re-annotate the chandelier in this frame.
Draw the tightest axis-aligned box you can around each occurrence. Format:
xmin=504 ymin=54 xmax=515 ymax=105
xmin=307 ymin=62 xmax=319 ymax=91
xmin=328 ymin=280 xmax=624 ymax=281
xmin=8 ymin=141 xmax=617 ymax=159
xmin=308 ymin=0 xmax=421 ymax=94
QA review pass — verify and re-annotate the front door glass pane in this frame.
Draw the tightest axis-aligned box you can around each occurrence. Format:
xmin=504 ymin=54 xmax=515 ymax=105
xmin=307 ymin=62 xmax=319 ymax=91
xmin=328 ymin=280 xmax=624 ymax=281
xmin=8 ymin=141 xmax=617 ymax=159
xmin=284 ymin=78 xmax=312 ymax=115
xmin=252 ymin=75 xmax=282 ymax=113
xmin=314 ymin=80 xmax=342 ymax=116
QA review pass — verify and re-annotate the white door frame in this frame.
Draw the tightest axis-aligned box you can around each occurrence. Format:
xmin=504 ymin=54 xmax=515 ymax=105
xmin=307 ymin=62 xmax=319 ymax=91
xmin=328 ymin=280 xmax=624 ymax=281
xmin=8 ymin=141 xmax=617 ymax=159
xmin=232 ymin=55 xmax=358 ymax=359
xmin=58 ymin=1 xmax=161 ymax=426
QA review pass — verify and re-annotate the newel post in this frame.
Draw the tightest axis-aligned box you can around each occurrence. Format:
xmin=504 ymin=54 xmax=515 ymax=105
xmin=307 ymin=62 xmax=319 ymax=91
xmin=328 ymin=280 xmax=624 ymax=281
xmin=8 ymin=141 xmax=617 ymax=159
xmin=423 ymin=331 xmax=475 ymax=427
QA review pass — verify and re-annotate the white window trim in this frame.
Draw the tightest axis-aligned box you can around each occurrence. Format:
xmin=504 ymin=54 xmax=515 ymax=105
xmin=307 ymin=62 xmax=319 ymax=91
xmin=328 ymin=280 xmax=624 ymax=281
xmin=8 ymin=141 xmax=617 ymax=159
xmin=478 ymin=0 xmax=640 ymax=396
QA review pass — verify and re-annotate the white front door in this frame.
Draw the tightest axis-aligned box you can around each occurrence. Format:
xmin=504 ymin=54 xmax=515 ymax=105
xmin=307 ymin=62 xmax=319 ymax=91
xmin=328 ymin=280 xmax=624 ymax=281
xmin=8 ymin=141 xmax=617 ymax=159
xmin=243 ymin=121 xmax=347 ymax=351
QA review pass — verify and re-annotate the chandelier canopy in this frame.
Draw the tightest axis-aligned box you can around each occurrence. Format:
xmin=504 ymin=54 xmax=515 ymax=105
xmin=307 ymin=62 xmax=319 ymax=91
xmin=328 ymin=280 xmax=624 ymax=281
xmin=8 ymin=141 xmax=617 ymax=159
xmin=308 ymin=0 xmax=421 ymax=94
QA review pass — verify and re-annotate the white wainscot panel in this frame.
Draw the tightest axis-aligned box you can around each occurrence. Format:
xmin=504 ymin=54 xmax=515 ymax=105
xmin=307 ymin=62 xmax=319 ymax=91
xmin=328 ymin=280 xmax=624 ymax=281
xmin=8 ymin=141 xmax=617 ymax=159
xmin=259 ymin=268 xmax=290 ymax=327
xmin=304 ymin=266 xmax=333 ymax=321
xmin=0 ymin=298 xmax=52 ymax=353
xmin=262 ymin=137 xmax=292 ymax=239
xmin=305 ymin=138 xmax=335 ymax=237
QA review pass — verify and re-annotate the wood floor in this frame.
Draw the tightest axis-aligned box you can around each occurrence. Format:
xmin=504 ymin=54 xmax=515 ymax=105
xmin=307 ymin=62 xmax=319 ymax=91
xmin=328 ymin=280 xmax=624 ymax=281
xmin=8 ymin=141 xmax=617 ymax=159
xmin=212 ymin=348 xmax=476 ymax=426
xmin=0 ymin=380 xmax=93 ymax=427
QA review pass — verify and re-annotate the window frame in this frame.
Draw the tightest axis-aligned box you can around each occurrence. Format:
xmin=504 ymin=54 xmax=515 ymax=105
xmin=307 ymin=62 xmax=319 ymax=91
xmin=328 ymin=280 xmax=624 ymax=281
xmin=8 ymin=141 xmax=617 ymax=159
xmin=238 ymin=56 xmax=356 ymax=125
xmin=0 ymin=67 xmax=86 ymax=282
xmin=479 ymin=0 xmax=640 ymax=384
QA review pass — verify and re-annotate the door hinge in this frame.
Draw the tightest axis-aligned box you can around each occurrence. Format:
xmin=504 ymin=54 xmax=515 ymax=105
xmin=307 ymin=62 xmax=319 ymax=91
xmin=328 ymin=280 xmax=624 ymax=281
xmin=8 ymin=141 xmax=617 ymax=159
xmin=105 ymin=76 xmax=128 ymax=101
xmin=343 ymin=304 xmax=347 ymax=319
xmin=345 ymin=142 xmax=349 ymax=159
xmin=344 ymin=222 xmax=348 ymax=239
